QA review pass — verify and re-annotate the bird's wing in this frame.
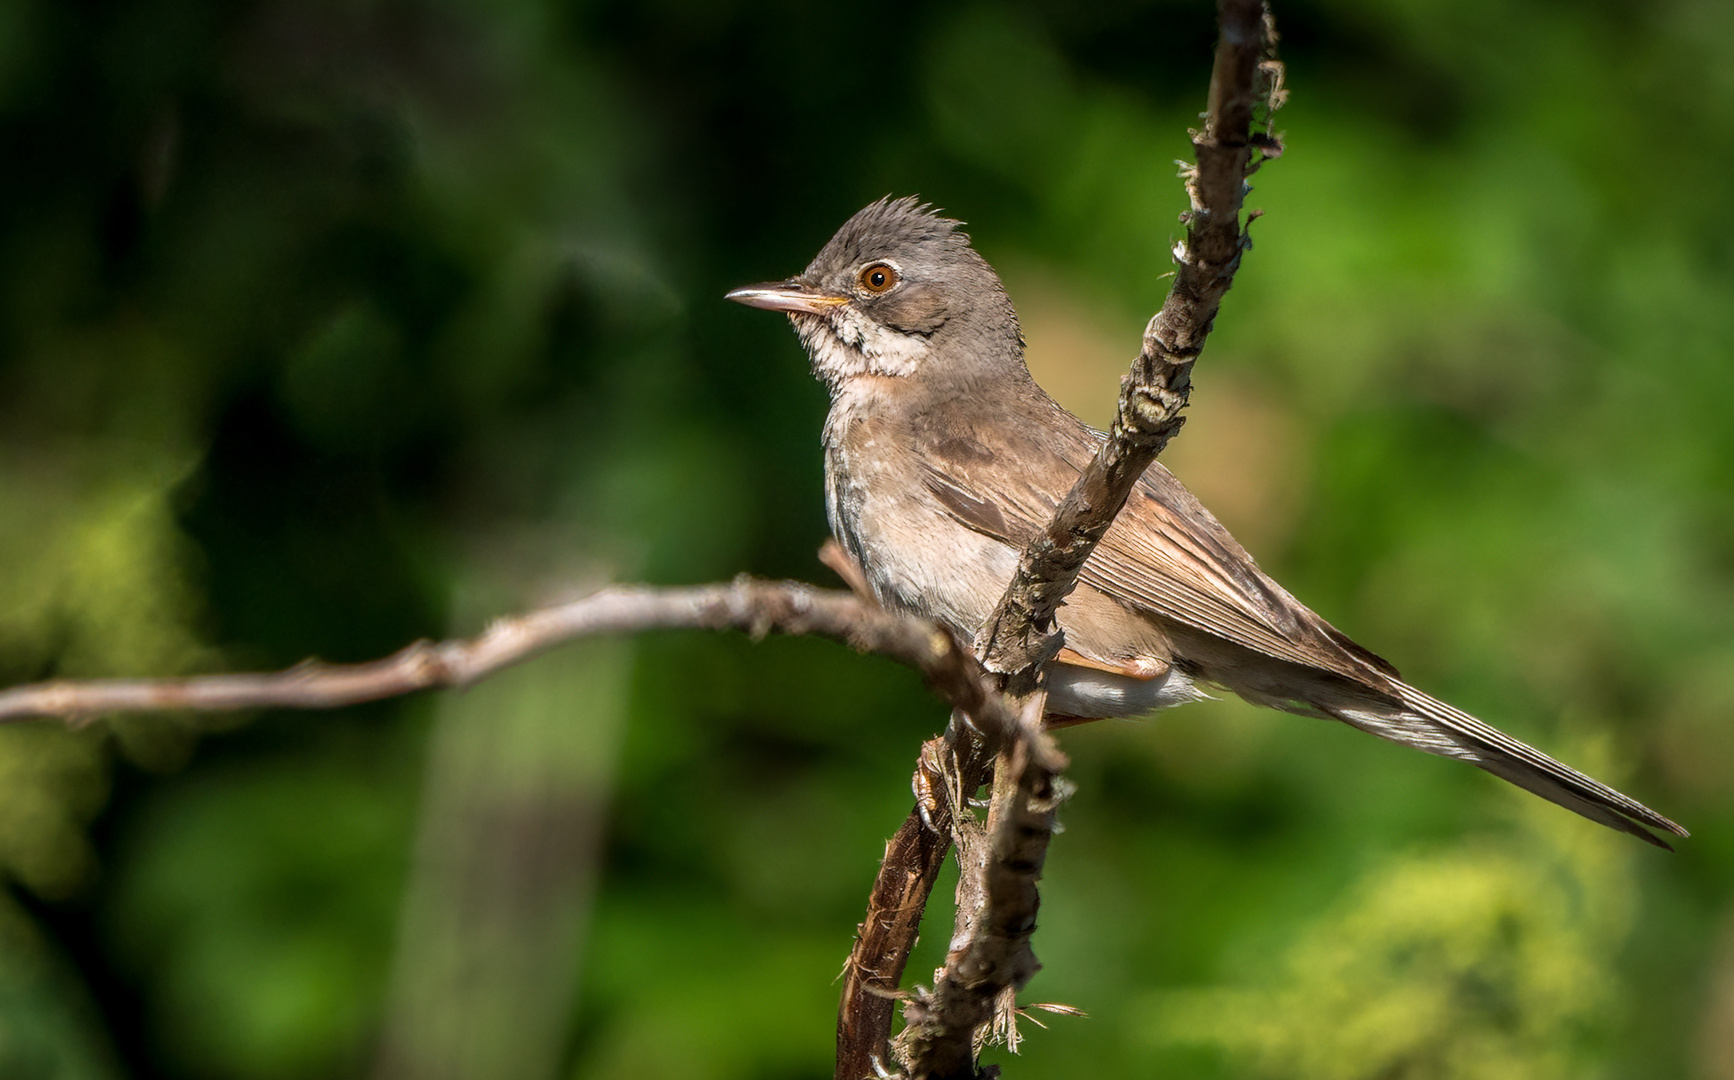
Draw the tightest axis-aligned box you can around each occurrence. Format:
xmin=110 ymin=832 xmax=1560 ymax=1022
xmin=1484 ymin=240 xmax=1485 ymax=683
xmin=916 ymin=421 xmax=1689 ymax=849
xmin=1088 ymin=461 xmax=1402 ymax=682
xmin=916 ymin=421 xmax=1395 ymax=686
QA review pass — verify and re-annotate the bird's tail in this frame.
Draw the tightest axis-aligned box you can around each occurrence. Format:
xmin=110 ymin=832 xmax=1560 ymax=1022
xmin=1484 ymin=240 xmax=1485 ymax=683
xmin=1324 ymin=682 xmax=1687 ymax=850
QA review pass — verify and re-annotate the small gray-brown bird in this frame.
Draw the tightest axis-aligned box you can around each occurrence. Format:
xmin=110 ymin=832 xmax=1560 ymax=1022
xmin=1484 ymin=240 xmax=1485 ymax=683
xmin=728 ymin=196 xmax=1686 ymax=849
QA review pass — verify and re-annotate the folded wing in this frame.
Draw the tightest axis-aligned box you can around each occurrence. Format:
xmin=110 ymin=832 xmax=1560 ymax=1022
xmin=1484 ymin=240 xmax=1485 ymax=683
xmin=916 ymin=421 xmax=1687 ymax=848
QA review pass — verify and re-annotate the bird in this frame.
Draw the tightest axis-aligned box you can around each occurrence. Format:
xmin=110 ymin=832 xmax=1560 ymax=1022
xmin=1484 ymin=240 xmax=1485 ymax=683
xmin=726 ymin=196 xmax=1687 ymax=850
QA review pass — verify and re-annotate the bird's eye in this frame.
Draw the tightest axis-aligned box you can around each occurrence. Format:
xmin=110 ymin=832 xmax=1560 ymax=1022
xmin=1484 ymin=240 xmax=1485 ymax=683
xmin=858 ymin=262 xmax=899 ymax=294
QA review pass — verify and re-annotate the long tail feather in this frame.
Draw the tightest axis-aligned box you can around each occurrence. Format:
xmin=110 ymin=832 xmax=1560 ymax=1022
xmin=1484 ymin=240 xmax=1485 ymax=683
xmin=1326 ymin=683 xmax=1687 ymax=850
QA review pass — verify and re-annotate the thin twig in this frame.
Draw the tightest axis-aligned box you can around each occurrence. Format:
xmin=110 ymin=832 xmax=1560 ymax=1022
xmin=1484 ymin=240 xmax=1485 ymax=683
xmin=0 ymin=580 xmax=1028 ymax=741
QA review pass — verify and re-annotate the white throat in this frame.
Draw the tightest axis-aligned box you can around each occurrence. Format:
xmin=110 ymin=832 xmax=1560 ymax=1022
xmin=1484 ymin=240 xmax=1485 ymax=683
xmin=795 ymin=307 xmax=930 ymax=388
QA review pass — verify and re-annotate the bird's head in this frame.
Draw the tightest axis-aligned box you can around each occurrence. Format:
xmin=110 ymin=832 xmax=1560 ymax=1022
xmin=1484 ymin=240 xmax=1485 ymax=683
xmin=728 ymin=197 xmax=1024 ymax=393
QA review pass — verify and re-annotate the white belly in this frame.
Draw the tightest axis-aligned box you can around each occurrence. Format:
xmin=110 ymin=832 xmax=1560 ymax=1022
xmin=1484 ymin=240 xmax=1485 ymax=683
xmin=1044 ymin=663 xmax=1207 ymax=719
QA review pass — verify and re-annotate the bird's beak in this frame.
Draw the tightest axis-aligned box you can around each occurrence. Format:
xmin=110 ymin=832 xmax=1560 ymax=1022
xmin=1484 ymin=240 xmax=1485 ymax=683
xmin=725 ymin=279 xmax=849 ymax=315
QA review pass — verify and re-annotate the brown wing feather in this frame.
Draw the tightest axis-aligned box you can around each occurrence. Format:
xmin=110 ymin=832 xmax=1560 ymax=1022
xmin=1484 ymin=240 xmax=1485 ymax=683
xmin=1093 ymin=466 xmax=1401 ymax=681
xmin=917 ymin=420 xmax=1397 ymax=686
xmin=915 ymin=417 xmax=1688 ymax=848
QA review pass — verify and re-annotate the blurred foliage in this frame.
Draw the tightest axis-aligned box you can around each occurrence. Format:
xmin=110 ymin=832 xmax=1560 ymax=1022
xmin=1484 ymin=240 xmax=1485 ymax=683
xmin=0 ymin=0 xmax=1729 ymax=1078
xmin=1150 ymin=747 xmax=1637 ymax=1080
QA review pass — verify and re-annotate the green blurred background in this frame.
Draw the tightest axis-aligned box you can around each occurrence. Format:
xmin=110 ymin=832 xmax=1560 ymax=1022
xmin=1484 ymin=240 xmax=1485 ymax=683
xmin=1 ymin=0 xmax=1730 ymax=1077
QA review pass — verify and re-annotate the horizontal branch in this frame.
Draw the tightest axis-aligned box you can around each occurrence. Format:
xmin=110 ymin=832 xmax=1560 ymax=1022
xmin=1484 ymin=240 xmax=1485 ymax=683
xmin=0 ymin=580 xmax=1049 ymax=768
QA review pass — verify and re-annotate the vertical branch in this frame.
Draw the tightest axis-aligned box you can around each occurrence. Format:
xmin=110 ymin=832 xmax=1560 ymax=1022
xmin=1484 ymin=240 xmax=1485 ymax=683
xmin=896 ymin=738 xmax=1060 ymax=1080
xmin=837 ymin=737 xmax=986 ymax=1080
xmin=837 ymin=2 xmax=1285 ymax=1077
xmin=976 ymin=0 xmax=1281 ymax=690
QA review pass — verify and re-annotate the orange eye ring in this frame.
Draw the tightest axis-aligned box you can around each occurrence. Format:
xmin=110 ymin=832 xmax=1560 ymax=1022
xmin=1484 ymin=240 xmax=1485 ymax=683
xmin=858 ymin=262 xmax=899 ymax=294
